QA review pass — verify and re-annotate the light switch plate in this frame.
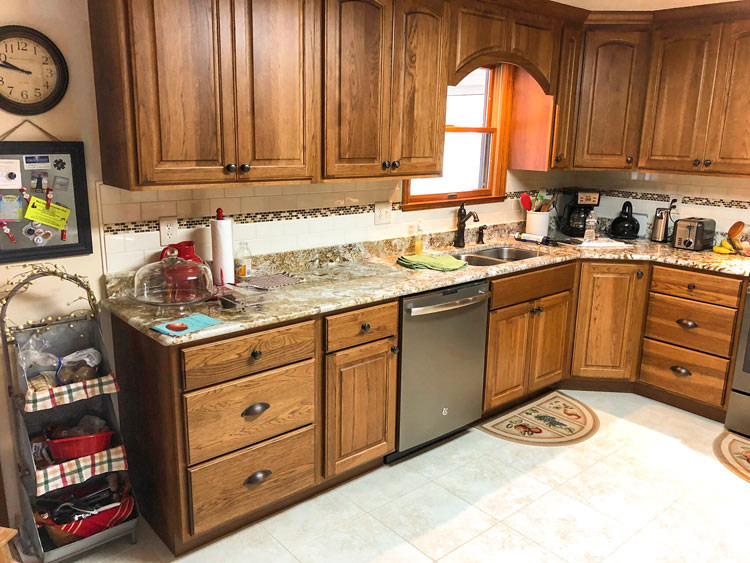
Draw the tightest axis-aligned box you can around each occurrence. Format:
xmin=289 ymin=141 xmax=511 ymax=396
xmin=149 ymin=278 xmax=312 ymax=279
xmin=159 ymin=216 xmax=178 ymax=246
xmin=374 ymin=201 xmax=391 ymax=225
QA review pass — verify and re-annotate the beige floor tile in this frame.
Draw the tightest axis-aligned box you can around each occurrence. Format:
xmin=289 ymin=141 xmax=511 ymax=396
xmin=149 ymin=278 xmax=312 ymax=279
xmin=177 ymin=524 xmax=297 ymax=563
xmin=370 ymin=482 xmax=496 ymax=560
xmin=434 ymin=454 xmax=551 ymax=520
xmin=287 ymin=513 xmax=430 ymax=563
xmin=400 ymin=432 xmax=489 ymax=480
xmin=336 ymin=462 xmax=430 ymax=512
xmin=504 ymin=490 xmax=632 ymax=563
xmin=559 ymin=461 xmax=678 ymax=533
xmin=440 ymin=522 xmax=564 ymax=563
xmin=262 ymin=489 xmax=364 ymax=548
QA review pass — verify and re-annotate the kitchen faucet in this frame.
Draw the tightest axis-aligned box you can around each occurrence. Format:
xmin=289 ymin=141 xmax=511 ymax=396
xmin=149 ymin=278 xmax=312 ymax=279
xmin=455 ymin=202 xmax=479 ymax=248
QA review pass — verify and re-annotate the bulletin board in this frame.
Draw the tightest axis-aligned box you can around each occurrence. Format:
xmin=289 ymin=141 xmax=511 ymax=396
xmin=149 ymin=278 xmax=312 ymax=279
xmin=0 ymin=141 xmax=92 ymax=264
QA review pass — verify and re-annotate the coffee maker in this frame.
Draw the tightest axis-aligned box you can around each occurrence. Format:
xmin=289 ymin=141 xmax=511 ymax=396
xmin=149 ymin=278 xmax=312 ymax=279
xmin=556 ymin=188 xmax=600 ymax=237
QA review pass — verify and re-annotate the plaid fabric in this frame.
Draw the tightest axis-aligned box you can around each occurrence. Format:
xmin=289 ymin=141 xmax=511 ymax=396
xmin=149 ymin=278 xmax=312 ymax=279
xmin=36 ymin=445 xmax=128 ymax=496
xmin=24 ymin=374 xmax=119 ymax=412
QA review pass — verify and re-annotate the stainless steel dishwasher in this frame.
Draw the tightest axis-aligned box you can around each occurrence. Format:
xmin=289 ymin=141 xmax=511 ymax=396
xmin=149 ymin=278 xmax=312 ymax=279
xmin=388 ymin=280 xmax=489 ymax=460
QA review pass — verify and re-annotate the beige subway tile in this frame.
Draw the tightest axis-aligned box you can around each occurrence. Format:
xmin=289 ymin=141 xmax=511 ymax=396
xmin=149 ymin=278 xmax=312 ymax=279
xmin=121 ymin=190 xmax=158 ymax=203
xmin=99 ymin=184 xmax=122 ymax=204
xmin=101 ymin=203 xmax=141 ymax=224
xmin=210 ymin=197 xmax=242 ymax=215
xmin=192 ymin=187 xmax=225 ymax=199
xmin=241 ymin=196 xmax=269 ymax=213
xmin=297 ymin=194 xmax=322 ymax=210
xmin=158 ymin=189 xmax=193 ymax=201
xmin=141 ymin=201 xmax=177 ymax=220
xmin=177 ymin=199 xmax=212 ymax=218
xmin=268 ymin=195 xmax=298 ymax=211
xmin=282 ymin=184 xmax=310 ymax=195
xmin=320 ymin=193 xmax=347 ymax=208
xmin=254 ymin=185 xmax=285 ymax=196
xmin=308 ymin=182 xmax=334 ymax=193
xmin=224 ymin=186 xmax=256 ymax=197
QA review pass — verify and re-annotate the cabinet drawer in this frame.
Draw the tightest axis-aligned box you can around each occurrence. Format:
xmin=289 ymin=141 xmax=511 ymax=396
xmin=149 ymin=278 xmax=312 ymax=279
xmin=189 ymin=426 xmax=315 ymax=536
xmin=645 ymin=293 xmax=736 ymax=357
xmin=491 ymin=264 xmax=576 ymax=310
xmin=182 ymin=321 xmax=315 ymax=390
xmin=325 ymin=302 xmax=398 ymax=352
xmin=651 ymin=265 xmax=741 ymax=308
xmin=185 ymin=360 xmax=315 ymax=464
xmin=639 ymin=338 xmax=728 ymax=407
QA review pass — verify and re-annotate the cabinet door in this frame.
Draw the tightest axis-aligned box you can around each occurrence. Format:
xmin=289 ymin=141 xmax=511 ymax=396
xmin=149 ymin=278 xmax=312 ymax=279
xmin=509 ymin=11 xmax=561 ymax=94
xmin=572 ymin=263 xmax=648 ymax=380
xmin=574 ymin=30 xmax=649 ymax=169
xmin=324 ymin=0 xmax=393 ymax=178
xmin=639 ymin=24 xmax=721 ymax=172
xmin=233 ymin=0 xmax=319 ymax=181
xmin=528 ymin=291 xmax=572 ymax=391
xmin=484 ymin=302 xmax=531 ymax=412
xmin=452 ymin=0 xmax=510 ymax=84
xmin=129 ymin=0 xmax=237 ymax=183
xmin=704 ymin=20 xmax=750 ymax=175
xmin=551 ymin=26 xmax=583 ymax=169
xmin=325 ymin=337 xmax=397 ymax=476
xmin=390 ymin=0 xmax=449 ymax=176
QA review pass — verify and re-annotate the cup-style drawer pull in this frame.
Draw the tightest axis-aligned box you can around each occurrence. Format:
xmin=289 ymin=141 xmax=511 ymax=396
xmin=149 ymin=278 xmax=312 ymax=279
xmin=241 ymin=402 xmax=270 ymax=418
xmin=676 ymin=319 xmax=698 ymax=329
xmin=251 ymin=349 xmax=263 ymax=360
xmin=361 ymin=322 xmax=371 ymax=333
xmin=244 ymin=469 xmax=272 ymax=486
xmin=670 ymin=366 xmax=692 ymax=377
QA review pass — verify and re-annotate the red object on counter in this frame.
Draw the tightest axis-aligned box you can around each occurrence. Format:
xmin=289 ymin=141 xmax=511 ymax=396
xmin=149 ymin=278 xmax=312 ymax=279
xmin=160 ymin=240 xmax=203 ymax=263
xmin=520 ymin=193 xmax=533 ymax=212
xmin=47 ymin=431 xmax=114 ymax=461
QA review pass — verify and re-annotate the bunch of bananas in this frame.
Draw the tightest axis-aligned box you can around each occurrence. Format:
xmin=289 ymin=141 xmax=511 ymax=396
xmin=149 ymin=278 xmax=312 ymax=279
xmin=713 ymin=239 xmax=737 ymax=254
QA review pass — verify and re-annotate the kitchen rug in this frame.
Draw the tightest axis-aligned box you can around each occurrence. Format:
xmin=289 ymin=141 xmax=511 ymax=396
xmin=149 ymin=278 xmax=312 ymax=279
xmin=480 ymin=391 xmax=599 ymax=446
xmin=713 ymin=431 xmax=750 ymax=482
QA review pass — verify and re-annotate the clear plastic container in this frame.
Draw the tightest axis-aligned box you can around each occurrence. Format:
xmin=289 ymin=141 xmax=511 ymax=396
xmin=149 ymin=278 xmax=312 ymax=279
xmin=583 ymin=210 xmax=597 ymax=243
xmin=134 ymin=256 xmax=216 ymax=305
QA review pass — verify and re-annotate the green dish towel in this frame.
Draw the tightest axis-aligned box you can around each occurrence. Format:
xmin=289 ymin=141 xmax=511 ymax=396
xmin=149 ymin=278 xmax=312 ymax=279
xmin=397 ymin=254 xmax=467 ymax=272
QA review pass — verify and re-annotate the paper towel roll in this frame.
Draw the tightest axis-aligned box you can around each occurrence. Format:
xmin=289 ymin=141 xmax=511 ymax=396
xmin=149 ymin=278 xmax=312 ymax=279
xmin=210 ymin=217 xmax=234 ymax=286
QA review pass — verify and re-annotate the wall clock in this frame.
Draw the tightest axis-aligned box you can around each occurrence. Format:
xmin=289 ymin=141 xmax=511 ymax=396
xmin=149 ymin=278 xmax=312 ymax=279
xmin=0 ymin=25 xmax=69 ymax=115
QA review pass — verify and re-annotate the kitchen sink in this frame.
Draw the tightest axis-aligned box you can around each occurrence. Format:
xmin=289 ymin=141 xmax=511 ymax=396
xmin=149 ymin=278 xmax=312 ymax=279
xmin=450 ymin=246 xmax=541 ymax=266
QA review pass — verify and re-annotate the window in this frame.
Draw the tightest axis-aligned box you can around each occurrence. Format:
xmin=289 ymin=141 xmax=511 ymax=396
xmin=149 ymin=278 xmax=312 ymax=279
xmin=403 ymin=65 xmax=510 ymax=210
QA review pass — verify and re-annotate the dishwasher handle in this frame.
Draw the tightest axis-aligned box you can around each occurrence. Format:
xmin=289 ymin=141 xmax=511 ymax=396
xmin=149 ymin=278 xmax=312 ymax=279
xmin=407 ymin=292 xmax=489 ymax=317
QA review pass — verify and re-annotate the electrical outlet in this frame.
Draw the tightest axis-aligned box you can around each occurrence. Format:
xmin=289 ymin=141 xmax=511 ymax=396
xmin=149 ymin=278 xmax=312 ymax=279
xmin=374 ymin=201 xmax=391 ymax=225
xmin=159 ymin=216 xmax=178 ymax=246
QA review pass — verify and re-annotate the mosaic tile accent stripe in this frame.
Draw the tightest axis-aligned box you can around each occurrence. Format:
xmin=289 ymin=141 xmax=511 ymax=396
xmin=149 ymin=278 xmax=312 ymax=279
xmin=104 ymin=202 xmax=402 ymax=235
xmin=682 ymin=196 xmax=750 ymax=209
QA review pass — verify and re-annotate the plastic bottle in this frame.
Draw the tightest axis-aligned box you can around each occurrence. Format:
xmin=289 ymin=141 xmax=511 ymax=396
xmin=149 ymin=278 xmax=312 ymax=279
xmin=583 ymin=210 xmax=597 ymax=243
xmin=234 ymin=240 xmax=252 ymax=280
xmin=414 ymin=221 xmax=424 ymax=255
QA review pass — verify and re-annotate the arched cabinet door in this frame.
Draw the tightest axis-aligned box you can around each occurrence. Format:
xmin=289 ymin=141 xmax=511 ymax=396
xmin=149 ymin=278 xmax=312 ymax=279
xmin=639 ymin=24 xmax=721 ymax=173
xmin=573 ymin=29 xmax=649 ymax=169
xmin=704 ymin=20 xmax=750 ymax=175
xmin=389 ymin=0 xmax=450 ymax=176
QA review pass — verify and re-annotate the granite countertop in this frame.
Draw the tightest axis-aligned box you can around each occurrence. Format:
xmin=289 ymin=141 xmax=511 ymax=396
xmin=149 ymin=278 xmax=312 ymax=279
xmin=104 ymin=236 xmax=750 ymax=346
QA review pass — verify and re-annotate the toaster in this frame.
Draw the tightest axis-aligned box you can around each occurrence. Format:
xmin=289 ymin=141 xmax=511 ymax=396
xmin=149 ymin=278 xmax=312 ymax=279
xmin=672 ymin=217 xmax=716 ymax=250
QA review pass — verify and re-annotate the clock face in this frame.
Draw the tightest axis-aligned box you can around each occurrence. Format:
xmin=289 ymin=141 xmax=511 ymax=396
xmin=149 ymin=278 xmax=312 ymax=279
xmin=0 ymin=26 xmax=68 ymax=115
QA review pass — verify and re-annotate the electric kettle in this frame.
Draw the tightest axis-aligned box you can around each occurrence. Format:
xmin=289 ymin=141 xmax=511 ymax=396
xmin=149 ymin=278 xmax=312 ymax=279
xmin=609 ymin=201 xmax=640 ymax=240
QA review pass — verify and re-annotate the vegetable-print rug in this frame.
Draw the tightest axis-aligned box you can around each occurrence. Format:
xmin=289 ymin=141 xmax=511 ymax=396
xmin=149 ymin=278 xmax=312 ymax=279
xmin=480 ymin=391 xmax=599 ymax=446
xmin=713 ymin=431 xmax=750 ymax=482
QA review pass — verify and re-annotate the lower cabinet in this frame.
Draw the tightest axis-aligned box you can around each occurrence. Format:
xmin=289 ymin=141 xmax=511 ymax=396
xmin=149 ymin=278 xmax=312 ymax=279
xmin=485 ymin=291 xmax=573 ymax=412
xmin=325 ymin=336 xmax=398 ymax=476
xmin=571 ymin=262 xmax=649 ymax=380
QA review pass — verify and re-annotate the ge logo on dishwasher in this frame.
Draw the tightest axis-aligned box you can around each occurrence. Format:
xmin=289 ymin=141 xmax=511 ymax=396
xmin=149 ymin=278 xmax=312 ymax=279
xmin=442 ymin=408 xmax=448 ymax=416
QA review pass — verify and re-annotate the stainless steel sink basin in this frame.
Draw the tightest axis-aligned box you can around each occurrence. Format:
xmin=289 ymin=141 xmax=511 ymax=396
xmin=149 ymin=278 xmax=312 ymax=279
xmin=452 ymin=254 xmax=506 ymax=267
xmin=472 ymin=247 xmax=539 ymax=261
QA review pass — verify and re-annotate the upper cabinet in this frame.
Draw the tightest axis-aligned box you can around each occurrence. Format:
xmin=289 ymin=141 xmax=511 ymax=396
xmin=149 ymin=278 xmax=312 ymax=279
xmin=573 ymin=29 xmax=650 ymax=169
xmin=324 ymin=0 xmax=449 ymax=179
xmin=638 ymin=24 xmax=721 ymax=173
xmin=550 ymin=26 xmax=583 ymax=170
xmin=89 ymin=0 xmax=320 ymax=190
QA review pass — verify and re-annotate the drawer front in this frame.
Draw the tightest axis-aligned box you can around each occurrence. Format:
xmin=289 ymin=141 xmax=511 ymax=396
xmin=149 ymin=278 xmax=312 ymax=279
xmin=326 ymin=302 xmax=398 ymax=352
xmin=183 ymin=321 xmax=315 ymax=389
xmin=189 ymin=425 xmax=315 ymax=536
xmin=491 ymin=263 xmax=576 ymax=310
xmin=639 ymin=338 xmax=729 ymax=406
xmin=651 ymin=265 xmax=741 ymax=308
xmin=645 ymin=293 xmax=736 ymax=357
xmin=185 ymin=360 xmax=315 ymax=464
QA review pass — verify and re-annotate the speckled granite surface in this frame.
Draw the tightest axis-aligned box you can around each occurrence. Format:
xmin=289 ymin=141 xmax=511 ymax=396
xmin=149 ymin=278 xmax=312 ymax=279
xmin=105 ymin=232 xmax=750 ymax=346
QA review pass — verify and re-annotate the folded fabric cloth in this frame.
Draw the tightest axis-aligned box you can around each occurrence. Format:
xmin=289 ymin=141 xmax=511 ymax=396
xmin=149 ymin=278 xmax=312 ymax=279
xmin=397 ymin=254 xmax=467 ymax=272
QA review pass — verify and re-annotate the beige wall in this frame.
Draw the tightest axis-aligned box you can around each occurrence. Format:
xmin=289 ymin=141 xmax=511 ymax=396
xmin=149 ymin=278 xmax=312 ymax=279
xmin=0 ymin=0 xmax=105 ymax=528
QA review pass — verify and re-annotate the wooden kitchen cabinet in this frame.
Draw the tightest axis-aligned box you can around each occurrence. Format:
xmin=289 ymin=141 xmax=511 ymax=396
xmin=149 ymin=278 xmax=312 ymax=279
xmin=550 ymin=25 xmax=583 ymax=169
xmin=89 ymin=0 xmax=320 ymax=189
xmin=324 ymin=0 xmax=449 ymax=178
xmin=325 ymin=337 xmax=398 ymax=476
xmin=638 ymin=23 xmax=721 ymax=173
xmin=571 ymin=262 xmax=649 ymax=380
xmin=485 ymin=291 xmax=573 ymax=412
xmin=573 ymin=29 xmax=650 ymax=169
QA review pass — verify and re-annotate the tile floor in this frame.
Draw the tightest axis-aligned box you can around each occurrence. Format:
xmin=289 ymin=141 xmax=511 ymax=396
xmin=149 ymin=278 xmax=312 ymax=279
xmin=76 ymin=391 xmax=750 ymax=562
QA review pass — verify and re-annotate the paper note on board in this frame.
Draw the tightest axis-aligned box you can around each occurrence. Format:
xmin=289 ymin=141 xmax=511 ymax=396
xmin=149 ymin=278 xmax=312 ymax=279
xmin=24 ymin=196 xmax=70 ymax=230
xmin=0 ymin=160 xmax=21 ymax=189
xmin=0 ymin=195 xmax=23 ymax=221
